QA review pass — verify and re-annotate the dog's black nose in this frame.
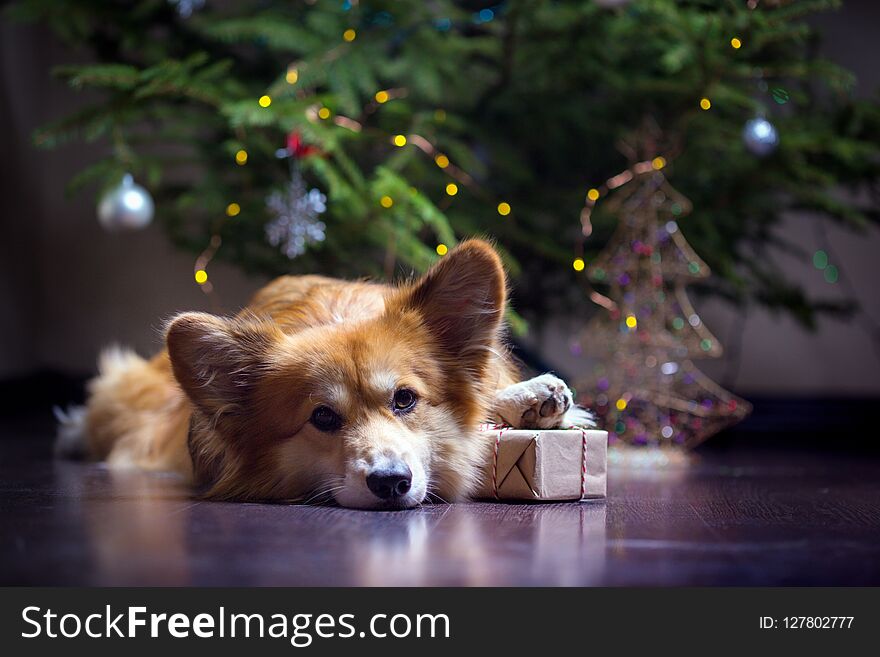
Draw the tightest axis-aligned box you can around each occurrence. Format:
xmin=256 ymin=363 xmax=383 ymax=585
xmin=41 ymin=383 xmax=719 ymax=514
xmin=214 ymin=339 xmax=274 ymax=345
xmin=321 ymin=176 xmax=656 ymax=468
xmin=366 ymin=466 xmax=412 ymax=499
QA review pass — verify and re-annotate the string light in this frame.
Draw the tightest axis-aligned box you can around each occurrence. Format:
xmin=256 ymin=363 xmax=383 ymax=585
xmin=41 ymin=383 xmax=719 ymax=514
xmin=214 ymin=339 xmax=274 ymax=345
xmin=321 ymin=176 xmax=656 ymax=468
xmin=730 ymin=37 xmax=742 ymax=49
xmin=194 ymin=269 xmax=208 ymax=285
xmin=587 ymin=188 xmax=600 ymax=202
xmin=497 ymin=202 xmax=511 ymax=216
xmin=258 ymin=95 xmax=272 ymax=108
xmin=772 ymin=88 xmax=789 ymax=104
xmin=235 ymin=150 xmax=248 ymax=165
xmin=615 ymin=398 xmax=628 ymax=411
xmin=226 ymin=202 xmax=240 ymax=217
xmin=393 ymin=134 xmax=407 ymax=147
xmin=824 ymin=265 xmax=839 ymax=284
xmin=651 ymin=156 xmax=666 ymax=170
xmin=625 ymin=315 xmax=638 ymax=329
xmin=434 ymin=109 xmax=446 ymax=122
xmin=374 ymin=90 xmax=389 ymax=103
xmin=379 ymin=195 xmax=394 ymax=208
xmin=436 ymin=243 xmax=448 ymax=256
xmin=445 ymin=183 xmax=458 ymax=196
xmin=699 ymin=98 xmax=712 ymax=110
xmin=813 ymin=250 xmax=829 ymax=269
xmin=573 ymin=258 xmax=586 ymax=272
xmin=286 ymin=68 xmax=299 ymax=85
xmin=343 ymin=28 xmax=357 ymax=42
xmin=317 ymin=107 xmax=331 ymax=120
xmin=434 ymin=154 xmax=450 ymax=168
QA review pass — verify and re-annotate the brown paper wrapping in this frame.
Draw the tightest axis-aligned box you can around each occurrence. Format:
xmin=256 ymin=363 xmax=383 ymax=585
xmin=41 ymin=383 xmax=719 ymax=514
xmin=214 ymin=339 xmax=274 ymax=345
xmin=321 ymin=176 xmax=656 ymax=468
xmin=475 ymin=428 xmax=607 ymax=501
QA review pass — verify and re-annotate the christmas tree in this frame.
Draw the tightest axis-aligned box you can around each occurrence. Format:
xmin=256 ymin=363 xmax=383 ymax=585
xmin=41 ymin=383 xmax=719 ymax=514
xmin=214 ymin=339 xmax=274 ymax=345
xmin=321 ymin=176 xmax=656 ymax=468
xmin=577 ymin=163 xmax=750 ymax=448
xmin=7 ymin=0 xmax=880 ymax=327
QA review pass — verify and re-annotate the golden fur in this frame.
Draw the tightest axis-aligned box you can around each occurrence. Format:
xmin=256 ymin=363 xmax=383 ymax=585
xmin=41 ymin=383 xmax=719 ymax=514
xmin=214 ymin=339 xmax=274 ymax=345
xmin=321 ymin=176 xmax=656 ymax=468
xmin=77 ymin=240 xmax=521 ymax=508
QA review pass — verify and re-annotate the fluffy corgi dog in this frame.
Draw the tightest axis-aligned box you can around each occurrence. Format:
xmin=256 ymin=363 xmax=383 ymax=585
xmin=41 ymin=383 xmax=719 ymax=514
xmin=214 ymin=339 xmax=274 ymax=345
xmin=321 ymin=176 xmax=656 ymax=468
xmin=58 ymin=240 xmax=591 ymax=509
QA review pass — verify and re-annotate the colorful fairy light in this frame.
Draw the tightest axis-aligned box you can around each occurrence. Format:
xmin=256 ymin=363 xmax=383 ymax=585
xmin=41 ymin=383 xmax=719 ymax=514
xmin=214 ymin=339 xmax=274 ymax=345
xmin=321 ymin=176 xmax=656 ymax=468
xmin=379 ymin=195 xmax=394 ymax=208
xmin=225 ymin=202 xmax=240 ymax=217
xmin=235 ymin=150 xmax=248 ymax=165
xmin=573 ymin=258 xmax=586 ymax=272
xmin=343 ymin=29 xmax=357 ymax=42
xmin=286 ymin=68 xmax=299 ymax=84
xmin=497 ymin=202 xmax=511 ymax=216
xmin=651 ymin=157 xmax=666 ymax=170
xmin=317 ymin=107 xmax=331 ymax=120
xmin=445 ymin=183 xmax=458 ymax=196
xmin=194 ymin=269 xmax=208 ymax=284
xmin=434 ymin=154 xmax=450 ymax=168
xmin=258 ymin=95 xmax=272 ymax=108
xmin=374 ymin=90 xmax=390 ymax=103
xmin=730 ymin=37 xmax=742 ymax=49
xmin=587 ymin=188 xmax=600 ymax=202
xmin=393 ymin=134 xmax=407 ymax=147
xmin=436 ymin=243 xmax=448 ymax=256
xmin=699 ymin=98 xmax=712 ymax=110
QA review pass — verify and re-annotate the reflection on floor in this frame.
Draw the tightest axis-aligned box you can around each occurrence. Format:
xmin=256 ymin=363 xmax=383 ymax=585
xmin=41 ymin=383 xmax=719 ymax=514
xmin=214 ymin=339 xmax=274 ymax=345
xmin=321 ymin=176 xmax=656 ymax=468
xmin=2 ymin=424 xmax=879 ymax=585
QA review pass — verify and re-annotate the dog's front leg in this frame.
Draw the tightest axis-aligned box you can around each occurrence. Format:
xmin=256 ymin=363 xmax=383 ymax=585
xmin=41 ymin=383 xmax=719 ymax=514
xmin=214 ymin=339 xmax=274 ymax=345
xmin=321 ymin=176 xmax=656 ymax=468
xmin=492 ymin=373 xmax=595 ymax=429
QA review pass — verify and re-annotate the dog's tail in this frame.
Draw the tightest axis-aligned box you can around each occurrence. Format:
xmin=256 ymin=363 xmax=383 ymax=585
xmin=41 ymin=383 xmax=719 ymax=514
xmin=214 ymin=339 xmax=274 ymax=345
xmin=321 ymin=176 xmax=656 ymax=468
xmin=53 ymin=404 xmax=88 ymax=459
xmin=53 ymin=345 xmax=152 ymax=461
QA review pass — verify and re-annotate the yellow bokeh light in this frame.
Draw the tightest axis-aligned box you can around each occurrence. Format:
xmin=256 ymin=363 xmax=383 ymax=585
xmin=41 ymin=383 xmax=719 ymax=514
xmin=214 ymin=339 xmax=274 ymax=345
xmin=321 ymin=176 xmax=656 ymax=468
xmin=286 ymin=68 xmax=299 ymax=85
xmin=497 ymin=202 xmax=511 ymax=216
xmin=573 ymin=258 xmax=585 ymax=272
xmin=700 ymin=97 xmax=712 ymax=110
xmin=615 ymin=398 xmax=628 ymax=411
xmin=652 ymin=156 xmax=666 ymax=170
xmin=436 ymin=243 xmax=448 ymax=256
xmin=730 ymin=37 xmax=742 ymax=49
xmin=318 ymin=107 xmax=331 ymax=120
xmin=226 ymin=202 xmax=241 ymax=217
xmin=195 ymin=270 xmax=208 ymax=285
xmin=625 ymin=315 xmax=638 ymax=329
xmin=235 ymin=150 xmax=248 ymax=165
xmin=434 ymin=109 xmax=447 ymax=122
xmin=343 ymin=29 xmax=356 ymax=42
xmin=375 ymin=90 xmax=389 ymax=104
xmin=258 ymin=95 xmax=272 ymax=108
xmin=393 ymin=134 xmax=407 ymax=147
xmin=445 ymin=183 xmax=458 ymax=196
xmin=587 ymin=188 xmax=600 ymax=202
xmin=380 ymin=195 xmax=394 ymax=208
xmin=434 ymin=154 xmax=450 ymax=169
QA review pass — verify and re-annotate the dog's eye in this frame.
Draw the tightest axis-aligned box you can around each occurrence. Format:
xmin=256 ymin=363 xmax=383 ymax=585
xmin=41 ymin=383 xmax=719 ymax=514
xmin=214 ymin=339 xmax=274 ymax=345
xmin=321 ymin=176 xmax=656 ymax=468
xmin=310 ymin=406 xmax=342 ymax=432
xmin=392 ymin=388 xmax=417 ymax=413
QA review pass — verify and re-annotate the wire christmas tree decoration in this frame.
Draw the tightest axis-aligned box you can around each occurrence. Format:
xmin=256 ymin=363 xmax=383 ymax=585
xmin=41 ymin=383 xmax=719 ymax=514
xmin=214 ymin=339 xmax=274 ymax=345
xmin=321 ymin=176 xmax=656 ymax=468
xmin=576 ymin=170 xmax=751 ymax=449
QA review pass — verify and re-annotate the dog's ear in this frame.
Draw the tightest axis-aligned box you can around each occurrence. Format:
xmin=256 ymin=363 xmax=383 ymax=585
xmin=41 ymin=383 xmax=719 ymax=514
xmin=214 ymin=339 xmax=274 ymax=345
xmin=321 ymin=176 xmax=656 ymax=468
xmin=166 ymin=312 xmax=278 ymax=417
xmin=397 ymin=239 xmax=507 ymax=357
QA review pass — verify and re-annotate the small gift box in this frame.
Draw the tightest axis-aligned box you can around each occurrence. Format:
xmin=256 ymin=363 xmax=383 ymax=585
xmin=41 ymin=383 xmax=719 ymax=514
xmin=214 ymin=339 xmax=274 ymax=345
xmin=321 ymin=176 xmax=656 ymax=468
xmin=475 ymin=425 xmax=607 ymax=501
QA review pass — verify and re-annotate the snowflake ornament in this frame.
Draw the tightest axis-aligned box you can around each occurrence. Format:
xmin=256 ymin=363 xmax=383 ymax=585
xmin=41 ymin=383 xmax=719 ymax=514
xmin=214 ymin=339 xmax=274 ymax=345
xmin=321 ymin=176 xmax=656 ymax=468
xmin=265 ymin=171 xmax=327 ymax=259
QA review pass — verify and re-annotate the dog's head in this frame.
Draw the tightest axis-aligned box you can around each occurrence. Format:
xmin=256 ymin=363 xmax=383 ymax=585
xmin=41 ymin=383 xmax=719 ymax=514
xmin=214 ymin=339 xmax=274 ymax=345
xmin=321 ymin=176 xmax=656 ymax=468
xmin=166 ymin=240 xmax=507 ymax=508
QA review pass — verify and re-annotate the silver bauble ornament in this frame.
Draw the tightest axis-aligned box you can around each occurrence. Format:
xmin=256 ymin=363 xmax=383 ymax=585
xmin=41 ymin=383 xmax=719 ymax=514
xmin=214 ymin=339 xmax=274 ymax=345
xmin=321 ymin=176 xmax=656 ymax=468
xmin=98 ymin=174 xmax=154 ymax=231
xmin=742 ymin=117 xmax=779 ymax=157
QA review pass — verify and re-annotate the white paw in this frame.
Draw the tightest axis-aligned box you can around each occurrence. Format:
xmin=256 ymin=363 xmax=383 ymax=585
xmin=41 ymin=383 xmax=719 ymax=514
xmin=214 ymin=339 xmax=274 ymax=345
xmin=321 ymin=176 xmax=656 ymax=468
xmin=494 ymin=374 xmax=593 ymax=429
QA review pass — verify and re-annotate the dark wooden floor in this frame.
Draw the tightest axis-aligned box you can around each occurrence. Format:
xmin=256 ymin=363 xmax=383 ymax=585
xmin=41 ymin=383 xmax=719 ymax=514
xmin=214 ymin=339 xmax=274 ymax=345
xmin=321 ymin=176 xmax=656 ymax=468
xmin=2 ymin=416 xmax=879 ymax=586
